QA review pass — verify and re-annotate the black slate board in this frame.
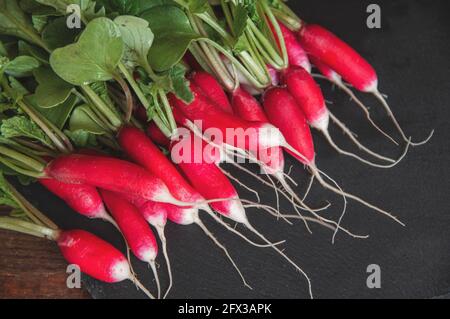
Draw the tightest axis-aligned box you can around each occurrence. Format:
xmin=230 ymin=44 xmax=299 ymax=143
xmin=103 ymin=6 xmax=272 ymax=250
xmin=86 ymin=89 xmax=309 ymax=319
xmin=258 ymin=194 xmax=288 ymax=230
xmin=19 ymin=0 xmax=450 ymax=299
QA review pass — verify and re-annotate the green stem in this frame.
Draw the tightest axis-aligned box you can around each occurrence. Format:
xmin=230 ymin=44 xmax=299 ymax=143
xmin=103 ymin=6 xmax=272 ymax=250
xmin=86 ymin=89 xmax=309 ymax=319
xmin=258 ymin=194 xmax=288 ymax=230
xmin=8 ymin=183 xmax=59 ymax=230
xmin=113 ymin=73 xmax=133 ymax=123
xmin=0 ymin=145 xmax=46 ymax=172
xmin=117 ymin=63 xmax=172 ymax=137
xmin=262 ymin=1 xmax=289 ymax=68
xmin=81 ymin=85 xmax=122 ymax=129
xmin=158 ymin=90 xmax=177 ymax=134
xmin=0 ymin=217 xmax=59 ymax=240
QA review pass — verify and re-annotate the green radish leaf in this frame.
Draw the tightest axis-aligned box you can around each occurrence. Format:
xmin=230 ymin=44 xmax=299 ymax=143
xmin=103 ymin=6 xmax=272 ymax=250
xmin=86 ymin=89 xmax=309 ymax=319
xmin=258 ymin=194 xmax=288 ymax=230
xmin=98 ymin=0 xmax=169 ymax=15
xmin=141 ymin=5 xmax=201 ymax=72
xmin=34 ymin=94 xmax=78 ymax=129
xmin=169 ymin=63 xmax=192 ymax=103
xmin=0 ymin=115 xmax=53 ymax=147
xmin=27 ymin=91 xmax=77 ymax=130
xmin=42 ymin=17 xmax=82 ymax=51
xmin=35 ymin=0 xmax=104 ymax=19
xmin=33 ymin=67 xmax=73 ymax=108
xmin=176 ymin=0 xmax=208 ymax=13
xmin=114 ymin=15 xmax=153 ymax=68
xmin=18 ymin=41 xmax=49 ymax=64
xmin=230 ymin=3 xmax=249 ymax=38
xmin=69 ymin=104 xmax=108 ymax=135
xmin=0 ymin=0 xmax=41 ymax=45
xmin=31 ymin=15 xmax=48 ymax=33
xmin=7 ymin=76 xmax=29 ymax=100
xmin=3 ymin=55 xmax=40 ymax=78
xmin=64 ymin=129 xmax=97 ymax=148
xmin=50 ymin=17 xmax=124 ymax=85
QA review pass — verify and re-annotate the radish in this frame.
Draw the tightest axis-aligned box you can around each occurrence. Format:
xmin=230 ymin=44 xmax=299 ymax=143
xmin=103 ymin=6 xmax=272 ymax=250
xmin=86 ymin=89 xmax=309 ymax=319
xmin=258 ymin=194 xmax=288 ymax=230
xmin=147 ymin=122 xmax=170 ymax=148
xmin=283 ymin=66 xmax=408 ymax=168
xmin=100 ymin=190 xmax=161 ymax=298
xmin=263 ymin=86 xmax=406 ymax=233
xmin=0 ymin=178 xmax=154 ymax=298
xmin=309 ymin=56 xmax=398 ymax=145
xmin=38 ymin=178 xmax=111 ymax=221
xmin=270 ymin=20 xmax=311 ymax=73
xmin=44 ymin=154 xmax=188 ymax=206
xmin=172 ymin=131 xmax=313 ymax=298
xmin=118 ymin=126 xmax=276 ymax=289
xmin=297 ymin=24 xmax=433 ymax=146
xmin=191 ymin=71 xmax=234 ymax=114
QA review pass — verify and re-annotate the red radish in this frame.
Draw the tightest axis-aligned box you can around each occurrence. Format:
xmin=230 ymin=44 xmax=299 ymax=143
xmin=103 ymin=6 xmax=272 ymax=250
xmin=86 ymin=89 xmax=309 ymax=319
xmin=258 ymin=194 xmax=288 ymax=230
xmin=309 ymin=56 xmax=398 ymax=145
xmin=172 ymin=131 xmax=313 ymax=298
xmin=39 ymin=178 xmax=109 ymax=220
xmin=271 ymin=21 xmax=311 ymax=73
xmin=118 ymin=126 xmax=269 ymax=288
xmin=100 ymin=190 xmax=161 ymax=298
xmin=191 ymin=71 xmax=234 ymax=114
xmin=263 ymin=86 xmax=405 ymax=228
xmin=147 ymin=122 xmax=170 ymax=147
xmin=56 ymin=229 xmax=152 ymax=298
xmin=283 ymin=66 xmax=404 ymax=167
xmin=297 ymin=24 xmax=433 ymax=145
xmin=45 ymin=154 xmax=186 ymax=206
xmin=169 ymin=83 xmax=286 ymax=152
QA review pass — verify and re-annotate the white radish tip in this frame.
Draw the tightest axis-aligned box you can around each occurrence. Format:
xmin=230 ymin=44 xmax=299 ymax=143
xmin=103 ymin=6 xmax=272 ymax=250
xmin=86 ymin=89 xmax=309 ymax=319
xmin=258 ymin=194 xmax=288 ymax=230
xmin=112 ymin=260 xmax=132 ymax=282
xmin=311 ymin=109 xmax=330 ymax=132
xmin=226 ymin=200 xmax=249 ymax=225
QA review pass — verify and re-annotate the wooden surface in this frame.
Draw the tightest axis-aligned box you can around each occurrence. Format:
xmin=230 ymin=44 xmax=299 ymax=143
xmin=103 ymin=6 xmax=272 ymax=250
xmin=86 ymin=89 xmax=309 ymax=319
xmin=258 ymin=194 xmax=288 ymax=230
xmin=0 ymin=231 xmax=90 ymax=299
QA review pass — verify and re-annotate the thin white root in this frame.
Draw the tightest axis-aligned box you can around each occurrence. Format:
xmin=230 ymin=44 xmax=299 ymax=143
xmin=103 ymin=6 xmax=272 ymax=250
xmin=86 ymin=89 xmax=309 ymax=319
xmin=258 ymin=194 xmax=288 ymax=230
xmin=321 ymin=127 xmax=410 ymax=169
xmin=202 ymin=205 xmax=286 ymax=248
xmin=302 ymin=175 xmax=315 ymax=202
xmin=282 ymin=215 xmax=369 ymax=239
xmin=318 ymin=170 xmax=348 ymax=244
xmin=309 ymin=164 xmax=406 ymax=227
xmin=219 ymin=166 xmax=261 ymax=202
xmin=373 ymin=90 xmax=434 ymax=146
xmin=284 ymin=172 xmax=298 ymax=187
xmin=195 ymin=218 xmax=253 ymax=290
xmin=131 ymin=276 xmax=156 ymax=299
xmin=149 ymin=261 xmax=161 ymax=299
xmin=337 ymin=81 xmax=399 ymax=145
xmin=329 ymin=112 xmax=399 ymax=163
xmin=156 ymin=227 xmax=173 ymax=299
xmin=240 ymin=200 xmax=293 ymax=225
xmin=244 ymin=222 xmax=313 ymax=299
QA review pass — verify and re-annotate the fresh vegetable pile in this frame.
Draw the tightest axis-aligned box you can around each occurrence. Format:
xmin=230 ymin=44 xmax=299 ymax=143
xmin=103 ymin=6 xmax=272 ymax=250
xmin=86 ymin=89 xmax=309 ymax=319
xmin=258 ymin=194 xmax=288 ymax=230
xmin=0 ymin=0 xmax=433 ymax=299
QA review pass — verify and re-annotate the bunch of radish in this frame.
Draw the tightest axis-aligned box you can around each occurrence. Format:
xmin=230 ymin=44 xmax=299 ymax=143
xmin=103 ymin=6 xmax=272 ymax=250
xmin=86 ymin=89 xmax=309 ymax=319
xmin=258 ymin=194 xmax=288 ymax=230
xmin=0 ymin=0 xmax=433 ymax=299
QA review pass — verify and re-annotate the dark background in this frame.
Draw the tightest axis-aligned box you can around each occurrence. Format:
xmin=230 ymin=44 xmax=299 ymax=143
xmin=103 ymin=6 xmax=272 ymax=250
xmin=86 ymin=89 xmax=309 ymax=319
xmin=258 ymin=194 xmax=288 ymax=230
xmin=11 ymin=0 xmax=450 ymax=299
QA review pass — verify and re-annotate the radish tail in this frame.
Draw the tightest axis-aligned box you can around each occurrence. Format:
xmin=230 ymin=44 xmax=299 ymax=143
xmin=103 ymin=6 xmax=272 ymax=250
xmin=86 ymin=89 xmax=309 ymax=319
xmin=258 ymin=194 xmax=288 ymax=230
xmin=202 ymin=205 xmax=286 ymax=248
xmin=149 ymin=261 xmax=161 ymax=299
xmin=309 ymin=164 xmax=405 ymax=226
xmin=156 ymin=227 xmax=173 ymax=299
xmin=313 ymin=73 xmax=399 ymax=145
xmin=302 ymin=175 xmax=315 ymax=201
xmin=281 ymin=214 xmax=369 ymax=239
xmin=131 ymin=276 xmax=156 ymax=299
xmin=321 ymin=128 xmax=409 ymax=168
xmin=219 ymin=166 xmax=261 ymax=202
xmin=373 ymin=91 xmax=434 ymax=146
xmin=240 ymin=199 xmax=293 ymax=225
xmin=329 ymin=112 xmax=400 ymax=163
xmin=195 ymin=217 xmax=253 ymax=290
xmin=244 ymin=222 xmax=313 ymax=299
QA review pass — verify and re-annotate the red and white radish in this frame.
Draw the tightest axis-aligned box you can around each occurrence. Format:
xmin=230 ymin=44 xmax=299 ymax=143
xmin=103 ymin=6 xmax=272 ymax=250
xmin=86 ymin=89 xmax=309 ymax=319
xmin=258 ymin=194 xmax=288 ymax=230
xmin=309 ymin=56 xmax=398 ymax=145
xmin=297 ymin=24 xmax=433 ymax=145
xmin=44 ymin=154 xmax=187 ymax=206
xmin=100 ymin=190 xmax=161 ymax=298
xmin=172 ymin=131 xmax=313 ymax=298
xmin=283 ymin=66 xmax=407 ymax=167
xmin=191 ymin=71 xmax=234 ymax=114
xmin=263 ymin=86 xmax=405 ymax=229
xmin=39 ymin=178 xmax=109 ymax=221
